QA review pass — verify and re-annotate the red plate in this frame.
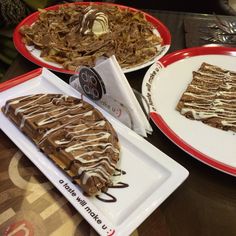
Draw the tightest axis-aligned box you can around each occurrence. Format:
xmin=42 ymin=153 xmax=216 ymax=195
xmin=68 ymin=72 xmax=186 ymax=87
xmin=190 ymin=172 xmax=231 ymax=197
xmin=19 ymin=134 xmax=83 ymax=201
xmin=13 ymin=2 xmax=171 ymax=74
xmin=142 ymin=46 xmax=236 ymax=176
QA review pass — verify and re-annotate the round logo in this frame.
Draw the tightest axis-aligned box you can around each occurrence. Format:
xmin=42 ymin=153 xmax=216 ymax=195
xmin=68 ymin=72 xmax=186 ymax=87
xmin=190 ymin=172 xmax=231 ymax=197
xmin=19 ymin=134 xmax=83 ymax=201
xmin=78 ymin=67 xmax=106 ymax=100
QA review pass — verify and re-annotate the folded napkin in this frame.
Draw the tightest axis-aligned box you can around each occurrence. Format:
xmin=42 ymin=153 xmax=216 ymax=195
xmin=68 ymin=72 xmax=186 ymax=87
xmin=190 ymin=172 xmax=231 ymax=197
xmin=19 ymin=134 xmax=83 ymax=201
xmin=70 ymin=56 xmax=152 ymax=137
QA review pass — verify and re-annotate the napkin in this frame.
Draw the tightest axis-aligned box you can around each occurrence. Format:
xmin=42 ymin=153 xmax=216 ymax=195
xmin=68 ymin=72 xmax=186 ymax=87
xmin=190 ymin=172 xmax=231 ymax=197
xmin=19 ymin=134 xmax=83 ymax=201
xmin=70 ymin=56 xmax=152 ymax=137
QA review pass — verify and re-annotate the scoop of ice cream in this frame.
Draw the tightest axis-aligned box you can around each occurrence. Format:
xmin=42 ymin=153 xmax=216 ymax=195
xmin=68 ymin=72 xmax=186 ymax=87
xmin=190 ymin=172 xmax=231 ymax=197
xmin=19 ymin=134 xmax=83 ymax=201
xmin=80 ymin=7 xmax=109 ymax=36
xmin=91 ymin=12 xmax=109 ymax=36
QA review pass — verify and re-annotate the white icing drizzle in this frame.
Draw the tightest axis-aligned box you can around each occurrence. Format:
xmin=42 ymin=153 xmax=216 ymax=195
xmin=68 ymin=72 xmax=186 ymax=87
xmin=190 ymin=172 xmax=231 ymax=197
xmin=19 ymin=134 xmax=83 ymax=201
xmin=5 ymin=94 xmax=119 ymax=191
xmin=37 ymin=108 xmax=89 ymax=126
xmin=15 ymin=94 xmax=48 ymax=115
xmin=79 ymin=159 xmax=115 ymax=185
xmin=61 ymin=130 xmax=107 ymax=143
xmin=65 ymin=132 xmax=110 ymax=152
xmin=76 ymin=155 xmax=116 ymax=167
xmin=82 ymin=168 xmax=108 ymax=185
xmin=4 ymin=94 xmax=44 ymax=115
xmin=74 ymin=145 xmax=119 ymax=160
xmin=55 ymin=131 xmax=108 ymax=144
xmin=221 ymin=120 xmax=236 ymax=127
xmin=4 ymin=100 xmax=19 ymax=114
xmin=188 ymin=84 xmax=216 ymax=94
xmin=178 ymin=63 xmax=236 ymax=131
xmin=52 ymin=117 xmax=118 ymax=185
xmin=183 ymin=92 xmax=215 ymax=99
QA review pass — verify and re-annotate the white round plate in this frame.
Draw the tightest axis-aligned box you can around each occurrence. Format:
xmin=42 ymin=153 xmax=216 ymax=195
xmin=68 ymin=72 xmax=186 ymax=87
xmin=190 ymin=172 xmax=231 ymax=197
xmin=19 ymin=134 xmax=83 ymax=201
xmin=142 ymin=46 xmax=236 ymax=176
xmin=13 ymin=2 xmax=171 ymax=74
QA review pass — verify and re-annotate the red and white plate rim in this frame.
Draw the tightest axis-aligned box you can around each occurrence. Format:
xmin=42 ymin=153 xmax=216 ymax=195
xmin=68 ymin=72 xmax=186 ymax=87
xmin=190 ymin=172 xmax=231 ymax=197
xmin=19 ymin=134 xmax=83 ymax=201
xmin=13 ymin=1 xmax=171 ymax=74
xmin=142 ymin=46 xmax=236 ymax=176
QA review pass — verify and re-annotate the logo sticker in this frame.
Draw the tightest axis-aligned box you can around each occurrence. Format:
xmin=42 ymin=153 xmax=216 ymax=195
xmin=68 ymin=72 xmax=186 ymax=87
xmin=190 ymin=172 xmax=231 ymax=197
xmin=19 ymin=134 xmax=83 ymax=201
xmin=78 ymin=67 xmax=106 ymax=100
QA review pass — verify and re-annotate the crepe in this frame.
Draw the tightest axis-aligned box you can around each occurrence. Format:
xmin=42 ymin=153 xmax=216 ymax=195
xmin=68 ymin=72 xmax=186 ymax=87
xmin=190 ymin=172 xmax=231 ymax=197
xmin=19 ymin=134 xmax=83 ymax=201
xmin=19 ymin=3 xmax=163 ymax=70
xmin=1 ymin=94 xmax=120 ymax=196
xmin=176 ymin=62 xmax=236 ymax=132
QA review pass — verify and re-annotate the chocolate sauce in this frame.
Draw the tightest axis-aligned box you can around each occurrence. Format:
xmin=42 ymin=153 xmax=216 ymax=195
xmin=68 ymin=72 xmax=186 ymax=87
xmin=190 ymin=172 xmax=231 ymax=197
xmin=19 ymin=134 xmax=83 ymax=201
xmin=109 ymin=182 xmax=129 ymax=189
xmin=96 ymin=168 xmax=129 ymax=203
xmin=96 ymin=191 xmax=117 ymax=203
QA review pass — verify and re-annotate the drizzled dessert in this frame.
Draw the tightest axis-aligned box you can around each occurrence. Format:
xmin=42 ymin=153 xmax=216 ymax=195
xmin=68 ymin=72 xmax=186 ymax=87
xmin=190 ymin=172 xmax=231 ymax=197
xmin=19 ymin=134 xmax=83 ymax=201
xmin=176 ymin=62 xmax=236 ymax=132
xmin=19 ymin=3 xmax=162 ymax=70
xmin=1 ymin=94 xmax=120 ymax=196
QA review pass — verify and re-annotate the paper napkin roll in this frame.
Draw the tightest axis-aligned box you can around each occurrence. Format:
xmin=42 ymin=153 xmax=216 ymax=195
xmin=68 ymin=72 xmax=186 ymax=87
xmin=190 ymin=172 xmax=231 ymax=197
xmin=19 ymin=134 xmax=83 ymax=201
xmin=70 ymin=56 xmax=152 ymax=137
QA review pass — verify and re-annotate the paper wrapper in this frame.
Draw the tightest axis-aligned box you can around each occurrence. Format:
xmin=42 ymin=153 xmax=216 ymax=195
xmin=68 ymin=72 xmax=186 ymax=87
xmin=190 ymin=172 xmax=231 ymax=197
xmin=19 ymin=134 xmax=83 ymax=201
xmin=70 ymin=56 xmax=152 ymax=137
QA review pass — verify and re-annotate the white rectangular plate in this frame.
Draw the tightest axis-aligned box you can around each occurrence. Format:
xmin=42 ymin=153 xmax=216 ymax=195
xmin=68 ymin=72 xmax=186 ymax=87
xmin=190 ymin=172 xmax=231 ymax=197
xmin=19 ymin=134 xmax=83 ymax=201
xmin=0 ymin=68 xmax=188 ymax=236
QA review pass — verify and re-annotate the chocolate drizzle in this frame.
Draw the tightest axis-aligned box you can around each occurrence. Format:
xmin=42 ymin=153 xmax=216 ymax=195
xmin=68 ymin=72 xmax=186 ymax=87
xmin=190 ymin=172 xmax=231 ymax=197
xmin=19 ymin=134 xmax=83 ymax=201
xmin=96 ymin=191 xmax=117 ymax=203
xmin=95 ymin=168 xmax=129 ymax=203
xmin=109 ymin=182 xmax=129 ymax=189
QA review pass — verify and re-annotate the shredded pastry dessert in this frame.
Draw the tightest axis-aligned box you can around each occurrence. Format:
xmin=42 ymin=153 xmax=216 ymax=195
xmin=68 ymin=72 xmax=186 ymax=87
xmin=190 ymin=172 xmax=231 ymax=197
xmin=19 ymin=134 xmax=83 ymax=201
xmin=19 ymin=3 xmax=163 ymax=70
xmin=176 ymin=62 xmax=236 ymax=132
xmin=1 ymin=94 xmax=120 ymax=196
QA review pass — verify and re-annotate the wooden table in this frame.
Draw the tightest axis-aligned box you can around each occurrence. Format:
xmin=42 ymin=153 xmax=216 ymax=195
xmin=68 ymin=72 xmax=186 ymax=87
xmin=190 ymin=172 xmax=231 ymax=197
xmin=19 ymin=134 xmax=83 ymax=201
xmin=1 ymin=9 xmax=236 ymax=236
